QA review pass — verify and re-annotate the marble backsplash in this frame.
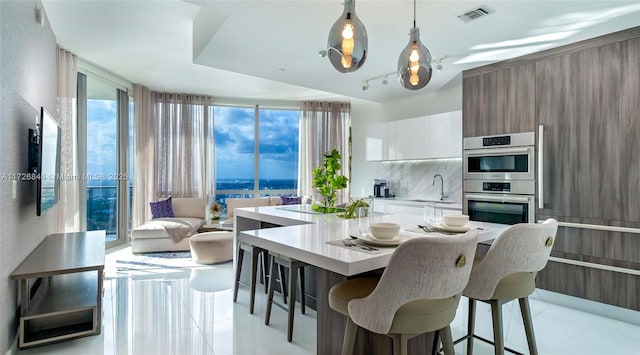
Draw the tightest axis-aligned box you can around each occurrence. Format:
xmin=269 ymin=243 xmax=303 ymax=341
xmin=377 ymin=160 xmax=462 ymax=202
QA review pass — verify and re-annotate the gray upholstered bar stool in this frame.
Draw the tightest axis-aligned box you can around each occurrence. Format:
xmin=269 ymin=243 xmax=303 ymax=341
xmin=461 ymin=218 xmax=558 ymax=355
xmin=264 ymin=252 xmax=308 ymax=342
xmin=329 ymin=231 xmax=479 ymax=355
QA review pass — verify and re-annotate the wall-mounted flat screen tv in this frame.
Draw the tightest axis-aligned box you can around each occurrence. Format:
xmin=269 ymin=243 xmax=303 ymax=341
xmin=36 ymin=107 xmax=61 ymax=216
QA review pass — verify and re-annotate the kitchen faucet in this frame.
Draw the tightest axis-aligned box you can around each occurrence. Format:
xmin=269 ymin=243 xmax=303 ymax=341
xmin=433 ymin=174 xmax=449 ymax=201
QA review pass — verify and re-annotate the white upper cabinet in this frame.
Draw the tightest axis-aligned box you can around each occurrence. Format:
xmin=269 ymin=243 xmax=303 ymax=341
xmin=365 ymin=110 xmax=461 ymax=161
xmin=394 ymin=116 xmax=430 ymax=160
xmin=365 ymin=122 xmax=395 ymax=161
xmin=429 ymin=111 xmax=462 ymax=159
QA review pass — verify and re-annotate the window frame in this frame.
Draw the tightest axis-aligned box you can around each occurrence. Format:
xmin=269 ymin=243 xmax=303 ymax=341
xmin=212 ymin=104 xmax=300 ymax=213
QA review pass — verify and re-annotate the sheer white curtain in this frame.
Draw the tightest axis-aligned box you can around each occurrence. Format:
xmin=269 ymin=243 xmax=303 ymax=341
xmin=132 ymin=84 xmax=155 ymax=228
xmin=56 ymin=47 xmax=79 ymax=232
xmin=132 ymin=88 xmax=211 ymax=227
xmin=153 ymin=92 xmax=209 ymax=198
xmin=298 ymin=101 xmax=351 ymax=205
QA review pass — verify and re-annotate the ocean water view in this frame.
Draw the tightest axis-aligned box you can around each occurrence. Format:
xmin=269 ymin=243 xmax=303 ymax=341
xmin=86 ymin=178 xmax=298 ymax=238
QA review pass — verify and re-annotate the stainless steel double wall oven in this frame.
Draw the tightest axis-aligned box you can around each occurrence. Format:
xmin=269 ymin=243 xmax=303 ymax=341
xmin=463 ymin=131 xmax=536 ymax=224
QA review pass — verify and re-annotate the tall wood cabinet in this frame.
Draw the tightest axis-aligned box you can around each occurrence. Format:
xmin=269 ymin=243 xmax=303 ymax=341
xmin=536 ymin=38 xmax=640 ymax=222
xmin=463 ymin=63 xmax=535 ymax=137
xmin=462 ymin=26 xmax=640 ymax=310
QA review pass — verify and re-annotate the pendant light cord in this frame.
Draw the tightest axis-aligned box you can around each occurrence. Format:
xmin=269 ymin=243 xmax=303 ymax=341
xmin=413 ymin=0 xmax=416 ymax=28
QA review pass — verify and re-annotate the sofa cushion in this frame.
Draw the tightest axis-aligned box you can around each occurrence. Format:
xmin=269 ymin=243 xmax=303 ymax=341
xmin=131 ymin=217 xmax=205 ymax=241
xmin=172 ymin=197 xmax=205 ymax=218
xmin=150 ymin=197 xmax=175 ymax=218
xmin=281 ymin=196 xmax=302 ymax=205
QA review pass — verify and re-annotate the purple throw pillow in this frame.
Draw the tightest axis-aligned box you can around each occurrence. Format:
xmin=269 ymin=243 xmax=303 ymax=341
xmin=281 ymin=196 xmax=302 ymax=205
xmin=150 ymin=197 xmax=175 ymax=218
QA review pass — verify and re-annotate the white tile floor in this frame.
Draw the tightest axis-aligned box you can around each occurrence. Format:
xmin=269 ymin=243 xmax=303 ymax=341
xmin=17 ymin=262 xmax=640 ymax=355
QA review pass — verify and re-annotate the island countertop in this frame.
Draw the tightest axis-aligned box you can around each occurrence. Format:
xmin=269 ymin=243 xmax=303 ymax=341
xmin=235 ymin=205 xmax=505 ymax=276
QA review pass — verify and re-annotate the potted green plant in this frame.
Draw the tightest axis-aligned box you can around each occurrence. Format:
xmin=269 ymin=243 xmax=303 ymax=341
xmin=337 ymin=197 xmax=371 ymax=219
xmin=312 ymin=149 xmax=349 ymax=213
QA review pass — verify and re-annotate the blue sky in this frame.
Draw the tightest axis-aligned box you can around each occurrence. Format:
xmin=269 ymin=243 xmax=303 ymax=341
xmin=214 ymin=107 xmax=299 ymax=180
xmin=87 ymin=99 xmax=118 ymax=185
xmin=87 ymin=102 xmax=300 ymax=183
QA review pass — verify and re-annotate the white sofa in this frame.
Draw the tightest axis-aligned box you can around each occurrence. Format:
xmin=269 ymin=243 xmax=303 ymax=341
xmin=226 ymin=197 xmax=282 ymax=219
xmin=223 ymin=196 xmax=284 ymax=225
xmin=131 ymin=197 xmax=206 ymax=253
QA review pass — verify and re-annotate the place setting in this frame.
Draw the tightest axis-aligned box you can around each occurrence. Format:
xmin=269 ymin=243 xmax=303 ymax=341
xmin=351 ymin=208 xmax=412 ymax=248
xmin=329 ymin=208 xmax=411 ymax=253
xmin=408 ymin=204 xmax=477 ymax=236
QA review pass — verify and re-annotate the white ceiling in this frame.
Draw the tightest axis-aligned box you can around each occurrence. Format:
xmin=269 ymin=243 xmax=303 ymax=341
xmin=43 ymin=0 xmax=640 ymax=104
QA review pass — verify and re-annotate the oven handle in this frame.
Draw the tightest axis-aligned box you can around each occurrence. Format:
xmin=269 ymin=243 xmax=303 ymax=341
xmin=463 ymin=146 xmax=533 ymax=157
xmin=538 ymin=125 xmax=544 ymax=209
xmin=465 ymin=193 xmax=533 ymax=203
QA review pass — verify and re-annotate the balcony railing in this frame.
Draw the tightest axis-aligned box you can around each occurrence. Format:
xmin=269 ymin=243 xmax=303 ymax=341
xmin=86 ymin=186 xmax=133 ymax=243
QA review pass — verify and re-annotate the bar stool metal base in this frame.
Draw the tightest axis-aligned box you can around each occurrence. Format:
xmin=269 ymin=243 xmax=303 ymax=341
xmin=265 ymin=254 xmax=308 ymax=342
xmin=453 ymin=297 xmax=537 ymax=355
xmin=233 ymin=243 xmax=268 ymax=314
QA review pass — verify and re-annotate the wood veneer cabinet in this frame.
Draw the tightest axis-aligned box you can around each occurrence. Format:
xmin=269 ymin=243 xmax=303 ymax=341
xmin=462 ymin=26 xmax=640 ymax=310
xmin=534 ymin=36 xmax=640 ymax=310
xmin=462 ymin=63 xmax=535 ymax=137
xmin=537 ymin=37 xmax=640 ymax=222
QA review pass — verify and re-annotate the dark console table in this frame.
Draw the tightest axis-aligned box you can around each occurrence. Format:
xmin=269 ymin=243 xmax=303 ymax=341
xmin=10 ymin=231 xmax=105 ymax=349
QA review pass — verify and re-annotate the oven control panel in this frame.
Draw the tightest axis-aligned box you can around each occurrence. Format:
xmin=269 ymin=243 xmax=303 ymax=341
xmin=464 ymin=180 xmax=536 ymax=195
xmin=482 ymin=182 xmax=511 ymax=192
xmin=482 ymin=135 xmax=511 ymax=146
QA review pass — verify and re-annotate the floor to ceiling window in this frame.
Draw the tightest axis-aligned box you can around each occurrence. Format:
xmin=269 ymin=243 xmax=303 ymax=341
xmin=79 ymin=73 xmax=131 ymax=247
xmin=213 ymin=105 xmax=299 ymax=214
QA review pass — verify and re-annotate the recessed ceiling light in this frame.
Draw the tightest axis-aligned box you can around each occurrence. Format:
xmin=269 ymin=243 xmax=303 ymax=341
xmin=277 ymin=68 xmax=286 ymax=72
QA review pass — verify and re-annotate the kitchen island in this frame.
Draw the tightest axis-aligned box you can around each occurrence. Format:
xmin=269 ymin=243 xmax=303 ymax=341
xmin=235 ymin=205 xmax=504 ymax=354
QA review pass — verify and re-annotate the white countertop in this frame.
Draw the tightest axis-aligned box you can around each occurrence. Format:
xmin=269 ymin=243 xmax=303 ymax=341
xmin=235 ymin=205 xmax=505 ymax=276
xmin=374 ymin=198 xmax=463 ymax=211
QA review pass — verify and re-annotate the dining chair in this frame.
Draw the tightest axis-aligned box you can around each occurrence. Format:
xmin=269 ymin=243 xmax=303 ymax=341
xmin=462 ymin=218 xmax=558 ymax=355
xmin=329 ymin=230 xmax=479 ymax=355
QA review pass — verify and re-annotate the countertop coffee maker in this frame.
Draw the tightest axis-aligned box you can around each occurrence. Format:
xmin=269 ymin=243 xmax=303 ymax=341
xmin=374 ymin=179 xmax=387 ymax=198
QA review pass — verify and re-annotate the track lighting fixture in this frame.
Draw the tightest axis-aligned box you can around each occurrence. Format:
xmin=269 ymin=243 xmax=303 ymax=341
xmin=433 ymin=56 xmax=447 ymax=72
xmin=360 ymin=72 xmax=395 ymax=91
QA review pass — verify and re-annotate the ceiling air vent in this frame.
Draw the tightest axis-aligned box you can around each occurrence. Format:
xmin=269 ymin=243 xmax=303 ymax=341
xmin=458 ymin=7 xmax=491 ymax=23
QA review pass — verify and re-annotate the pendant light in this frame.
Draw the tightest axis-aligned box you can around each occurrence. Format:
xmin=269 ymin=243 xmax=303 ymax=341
xmin=397 ymin=0 xmax=432 ymax=90
xmin=327 ymin=0 xmax=368 ymax=73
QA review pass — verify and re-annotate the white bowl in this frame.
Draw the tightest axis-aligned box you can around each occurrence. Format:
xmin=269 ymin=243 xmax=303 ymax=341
xmin=442 ymin=215 xmax=469 ymax=227
xmin=369 ymin=223 xmax=401 ymax=240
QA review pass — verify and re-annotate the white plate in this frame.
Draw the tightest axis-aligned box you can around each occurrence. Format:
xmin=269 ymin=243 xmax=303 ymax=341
xmin=359 ymin=233 xmax=409 ymax=247
xmin=430 ymin=223 xmax=472 ymax=233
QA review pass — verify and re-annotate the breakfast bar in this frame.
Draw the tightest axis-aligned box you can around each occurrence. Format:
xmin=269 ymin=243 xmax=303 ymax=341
xmin=234 ymin=205 xmax=504 ymax=354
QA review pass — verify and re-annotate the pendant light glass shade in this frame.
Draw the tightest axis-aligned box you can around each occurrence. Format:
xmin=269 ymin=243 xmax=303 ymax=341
xmin=327 ymin=0 xmax=368 ymax=73
xmin=397 ymin=27 xmax=432 ymax=90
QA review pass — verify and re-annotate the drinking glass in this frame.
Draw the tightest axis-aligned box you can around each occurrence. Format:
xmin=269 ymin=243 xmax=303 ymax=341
xmin=424 ymin=202 xmax=443 ymax=225
xmin=358 ymin=205 xmax=371 ymax=236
